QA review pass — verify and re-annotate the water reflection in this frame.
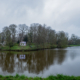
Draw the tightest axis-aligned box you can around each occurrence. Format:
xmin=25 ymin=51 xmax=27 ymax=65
xmin=0 ymin=47 xmax=80 ymax=77
xmin=19 ymin=55 xmax=26 ymax=59
xmin=0 ymin=52 xmax=15 ymax=73
xmin=0 ymin=50 xmax=67 ymax=74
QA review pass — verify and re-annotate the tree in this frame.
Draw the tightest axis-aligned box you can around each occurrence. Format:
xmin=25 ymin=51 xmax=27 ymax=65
xmin=7 ymin=41 xmax=14 ymax=49
xmin=23 ymin=35 xmax=28 ymax=43
xmin=2 ymin=26 xmax=14 ymax=48
xmin=0 ymin=33 xmax=2 ymax=49
xmin=9 ymin=24 xmax=17 ymax=43
xmin=3 ymin=26 xmax=9 ymax=40
xmin=69 ymin=34 xmax=80 ymax=45
xmin=19 ymin=24 xmax=28 ymax=41
xmin=56 ymin=31 xmax=68 ymax=48
xmin=0 ymin=32 xmax=5 ymax=43
xmin=46 ymin=27 xmax=56 ymax=44
xmin=71 ymin=34 xmax=77 ymax=45
xmin=28 ymin=23 xmax=38 ymax=44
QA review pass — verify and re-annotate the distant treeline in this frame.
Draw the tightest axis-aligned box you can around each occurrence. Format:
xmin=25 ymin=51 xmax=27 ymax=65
xmin=0 ymin=23 xmax=80 ymax=48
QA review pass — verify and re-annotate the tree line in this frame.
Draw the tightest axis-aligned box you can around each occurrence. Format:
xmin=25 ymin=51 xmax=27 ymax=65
xmin=0 ymin=23 xmax=80 ymax=48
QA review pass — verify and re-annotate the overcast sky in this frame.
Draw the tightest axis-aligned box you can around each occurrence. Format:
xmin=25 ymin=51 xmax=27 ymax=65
xmin=0 ymin=0 xmax=80 ymax=37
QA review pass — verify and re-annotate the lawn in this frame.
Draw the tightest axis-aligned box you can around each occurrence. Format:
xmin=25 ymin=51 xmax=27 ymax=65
xmin=1 ymin=44 xmax=57 ymax=51
xmin=1 ymin=44 xmax=36 ymax=50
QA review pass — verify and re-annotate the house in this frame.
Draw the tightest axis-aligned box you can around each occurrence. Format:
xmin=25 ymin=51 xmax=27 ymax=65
xmin=20 ymin=41 xmax=26 ymax=46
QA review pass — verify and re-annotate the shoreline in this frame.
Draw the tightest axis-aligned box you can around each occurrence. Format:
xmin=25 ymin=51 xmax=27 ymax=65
xmin=0 ymin=47 xmax=56 ymax=52
xmin=0 ymin=74 xmax=80 ymax=80
xmin=0 ymin=45 xmax=80 ymax=52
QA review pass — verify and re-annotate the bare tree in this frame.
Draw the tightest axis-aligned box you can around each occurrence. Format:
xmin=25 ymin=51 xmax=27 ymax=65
xmin=28 ymin=23 xmax=39 ymax=45
xmin=56 ymin=31 xmax=68 ymax=48
xmin=0 ymin=32 xmax=5 ymax=43
xmin=19 ymin=24 xmax=28 ymax=41
xmin=3 ymin=26 xmax=10 ymax=41
xmin=69 ymin=34 xmax=79 ymax=45
xmin=9 ymin=24 xmax=17 ymax=43
xmin=0 ymin=32 xmax=1 ymax=43
xmin=3 ymin=26 xmax=12 ymax=47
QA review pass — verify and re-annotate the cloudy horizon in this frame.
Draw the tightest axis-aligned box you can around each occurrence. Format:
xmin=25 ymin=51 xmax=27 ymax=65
xmin=0 ymin=0 xmax=80 ymax=37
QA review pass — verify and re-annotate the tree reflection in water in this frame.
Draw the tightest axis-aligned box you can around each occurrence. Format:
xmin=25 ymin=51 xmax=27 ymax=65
xmin=0 ymin=50 xmax=67 ymax=74
xmin=0 ymin=52 xmax=15 ymax=73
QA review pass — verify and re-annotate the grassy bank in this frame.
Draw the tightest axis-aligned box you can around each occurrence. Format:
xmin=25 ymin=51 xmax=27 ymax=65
xmin=1 ymin=44 xmax=80 ymax=51
xmin=68 ymin=45 xmax=80 ymax=47
xmin=0 ymin=44 xmax=57 ymax=51
xmin=0 ymin=74 xmax=80 ymax=80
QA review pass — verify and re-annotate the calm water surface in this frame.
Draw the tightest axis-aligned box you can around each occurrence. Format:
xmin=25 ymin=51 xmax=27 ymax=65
xmin=0 ymin=46 xmax=80 ymax=77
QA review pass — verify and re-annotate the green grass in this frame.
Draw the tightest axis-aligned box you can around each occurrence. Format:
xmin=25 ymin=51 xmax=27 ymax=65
xmin=1 ymin=45 xmax=36 ymax=50
xmin=68 ymin=45 xmax=80 ymax=47
xmin=0 ymin=74 xmax=80 ymax=80
xmin=1 ymin=44 xmax=57 ymax=51
xmin=2 ymin=43 xmax=78 ymax=51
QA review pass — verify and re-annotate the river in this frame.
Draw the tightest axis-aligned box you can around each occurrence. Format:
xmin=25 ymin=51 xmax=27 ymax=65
xmin=0 ymin=46 xmax=80 ymax=77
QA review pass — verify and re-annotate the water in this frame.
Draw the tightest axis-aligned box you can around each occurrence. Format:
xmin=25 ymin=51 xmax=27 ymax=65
xmin=0 ymin=46 xmax=80 ymax=77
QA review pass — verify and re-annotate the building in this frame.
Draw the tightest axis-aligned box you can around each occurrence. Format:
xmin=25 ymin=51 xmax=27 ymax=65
xmin=20 ymin=41 xmax=26 ymax=46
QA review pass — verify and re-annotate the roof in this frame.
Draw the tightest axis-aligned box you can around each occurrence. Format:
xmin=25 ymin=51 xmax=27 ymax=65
xmin=20 ymin=41 xmax=26 ymax=43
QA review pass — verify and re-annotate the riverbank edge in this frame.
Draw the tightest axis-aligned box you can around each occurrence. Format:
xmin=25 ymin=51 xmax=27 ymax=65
xmin=68 ymin=45 xmax=80 ymax=47
xmin=0 ymin=74 xmax=80 ymax=80
xmin=0 ymin=45 xmax=80 ymax=52
xmin=0 ymin=47 xmax=57 ymax=52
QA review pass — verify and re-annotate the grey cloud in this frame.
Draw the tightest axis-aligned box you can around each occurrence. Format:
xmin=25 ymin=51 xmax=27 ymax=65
xmin=0 ymin=0 xmax=80 ymax=37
